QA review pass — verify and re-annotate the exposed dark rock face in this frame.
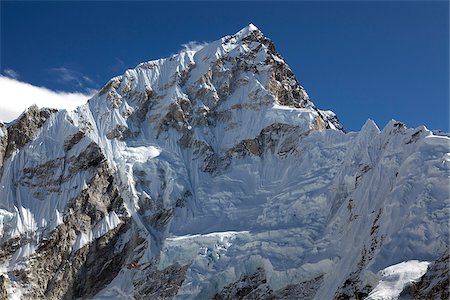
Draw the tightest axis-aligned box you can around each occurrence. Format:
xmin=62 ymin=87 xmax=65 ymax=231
xmin=5 ymin=105 xmax=57 ymax=158
xmin=0 ymin=275 xmax=7 ymax=300
xmin=227 ymin=123 xmax=304 ymax=159
xmin=317 ymin=109 xmax=345 ymax=131
xmin=399 ymin=253 xmax=450 ymax=300
xmin=68 ymin=142 xmax=106 ymax=172
xmin=214 ymin=268 xmax=273 ymax=300
xmin=0 ymin=237 xmax=20 ymax=262
xmin=241 ymin=27 xmax=310 ymax=109
xmin=69 ymin=222 xmax=131 ymax=299
xmin=133 ymin=263 xmax=190 ymax=299
xmin=149 ymin=208 xmax=173 ymax=230
xmin=1 ymin=149 xmax=129 ymax=299
xmin=187 ymin=122 xmax=308 ymax=175
xmin=106 ymin=124 xmax=130 ymax=140
xmin=214 ymin=268 xmax=324 ymax=300
xmin=275 ymin=276 xmax=324 ymax=300
xmin=64 ymin=131 xmax=85 ymax=151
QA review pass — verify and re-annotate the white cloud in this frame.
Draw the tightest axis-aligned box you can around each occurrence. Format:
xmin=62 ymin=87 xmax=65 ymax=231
xmin=4 ymin=68 xmax=19 ymax=79
xmin=181 ymin=41 xmax=207 ymax=52
xmin=0 ymin=76 xmax=95 ymax=123
xmin=47 ymin=67 xmax=98 ymax=93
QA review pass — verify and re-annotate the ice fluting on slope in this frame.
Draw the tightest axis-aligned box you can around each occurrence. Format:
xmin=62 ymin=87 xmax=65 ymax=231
xmin=0 ymin=24 xmax=448 ymax=299
xmin=80 ymin=24 xmax=343 ymax=269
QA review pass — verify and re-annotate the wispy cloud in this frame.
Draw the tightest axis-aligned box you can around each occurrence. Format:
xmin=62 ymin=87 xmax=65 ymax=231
xmin=3 ymin=68 xmax=19 ymax=79
xmin=181 ymin=41 xmax=207 ymax=52
xmin=108 ymin=57 xmax=127 ymax=74
xmin=0 ymin=76 xmax=95 ymax=123
xmin=47 ymin=67 xmax=98 ymax=93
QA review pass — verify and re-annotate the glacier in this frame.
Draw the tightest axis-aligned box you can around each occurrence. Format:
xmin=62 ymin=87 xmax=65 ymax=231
xmin=0 ymin=24 xmax=448 ymax=299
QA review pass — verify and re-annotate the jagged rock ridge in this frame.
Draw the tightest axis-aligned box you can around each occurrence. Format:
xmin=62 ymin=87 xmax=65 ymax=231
xmin=0 ymin=24 xmax=448 ymax=299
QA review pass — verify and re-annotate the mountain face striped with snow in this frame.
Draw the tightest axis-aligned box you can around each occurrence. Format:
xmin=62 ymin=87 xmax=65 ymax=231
xmin=0 ymin=24 xmax=448 ymax=299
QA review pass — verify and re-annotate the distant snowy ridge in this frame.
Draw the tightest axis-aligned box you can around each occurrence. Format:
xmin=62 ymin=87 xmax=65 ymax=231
xmin=0 ymin=24 xmax=448 ymax=300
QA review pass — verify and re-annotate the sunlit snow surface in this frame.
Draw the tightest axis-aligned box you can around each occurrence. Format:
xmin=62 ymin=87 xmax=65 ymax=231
xmin=367 ymin=260 xmax=430 ymax=300
xmin=0 ymin=24 xmax=448 ymax=299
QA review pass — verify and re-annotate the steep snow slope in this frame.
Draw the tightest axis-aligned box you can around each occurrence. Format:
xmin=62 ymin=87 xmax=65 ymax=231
xmin=366 ymin=260 xmax=429 ymax=300
xmin=0 ymin=24 xmax=448 ymax=299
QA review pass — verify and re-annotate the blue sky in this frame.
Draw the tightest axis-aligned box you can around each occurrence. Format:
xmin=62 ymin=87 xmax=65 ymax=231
xmin=1 ymin=1 xmax=448 ymax=131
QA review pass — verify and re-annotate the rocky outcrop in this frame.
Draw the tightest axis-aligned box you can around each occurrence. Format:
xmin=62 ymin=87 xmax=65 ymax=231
xmin=68 ymin=142 xmax=106 ymax=172
xmin=133 ymin=263 xmax=190 ymax=299
xmin=0 ymin=275 xmax=7 ymax=299
xmin=275 ymin=276 xmax=324 ymax=300
xmin=399 ymin=253 xmax=450 ymax=299
xmin=5 ymin=105 xmax=56 ymax=158
xmin=240 ymin=26 xmax=310 ymax=109
xmin=181 ymin=122 xmax=307 ymax=175
xmin=227 ymin=123 xmax=304 ymax=159
xmin=214 ymin=268 xmax=324 ymax=300
xmin=69 ymin=222 xmax=131 ymax=299
xmin=13 ymin=142 xmax=106 ymax=202
xmin=0 ymin=138 xmax=131 ymax=299
xmin=214 ymin=268 xmax=273 ymax=300
xmin=0 ymin=237 xmax=20 ymax=261
xmin=63 ymin=131 xmax=85 ymax=151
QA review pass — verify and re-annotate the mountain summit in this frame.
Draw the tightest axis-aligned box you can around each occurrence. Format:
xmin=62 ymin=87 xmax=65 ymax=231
xmin=0 ymin=25 xmax=448 ymax=299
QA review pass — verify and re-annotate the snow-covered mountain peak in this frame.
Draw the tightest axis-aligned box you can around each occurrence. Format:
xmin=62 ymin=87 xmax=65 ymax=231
xmin=360 ymin=118 xmax=380 ymax=134
xmin=0 ymin=25 xmax=448 ymax=300
xmin=89 ymin=25 xmax=342 ymax=155
xmin=235 ymin=23 xmax=261 ymax=37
